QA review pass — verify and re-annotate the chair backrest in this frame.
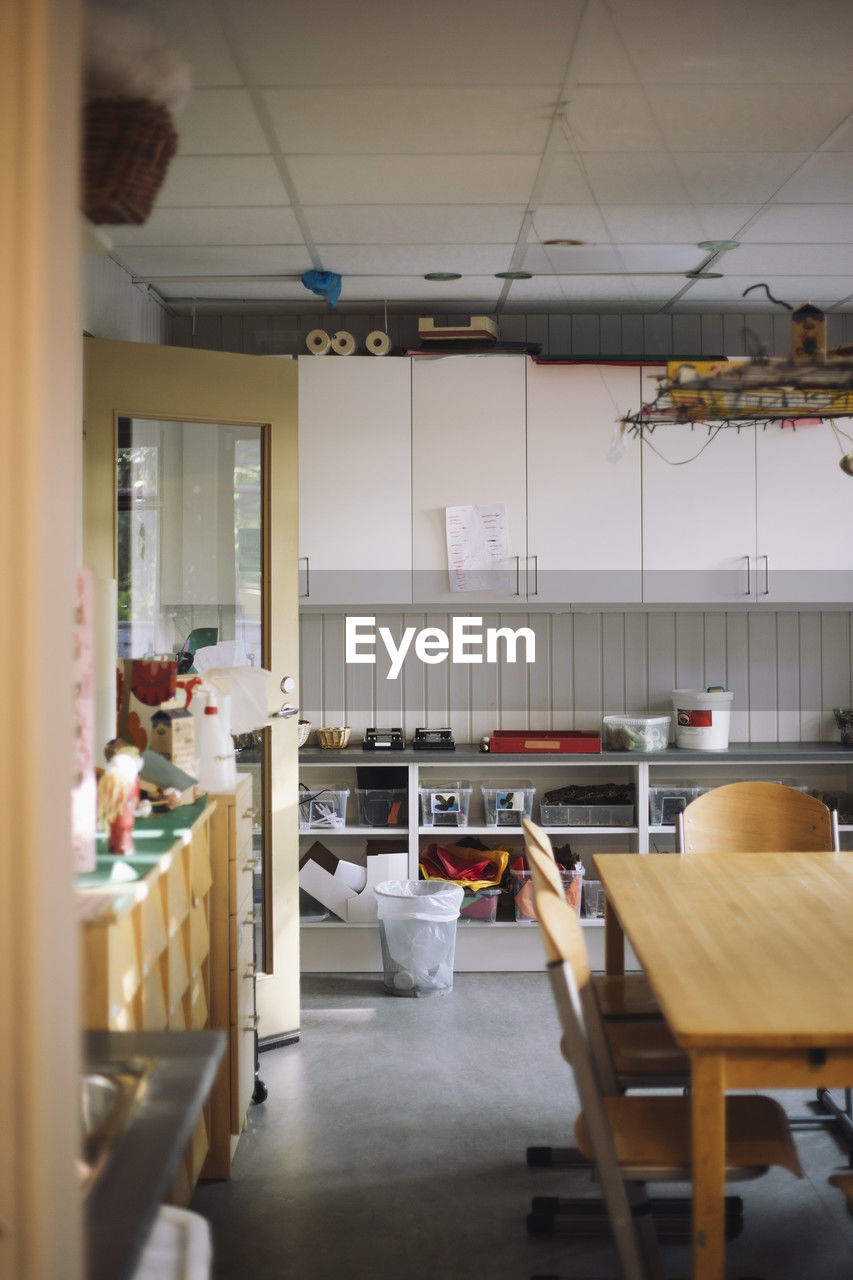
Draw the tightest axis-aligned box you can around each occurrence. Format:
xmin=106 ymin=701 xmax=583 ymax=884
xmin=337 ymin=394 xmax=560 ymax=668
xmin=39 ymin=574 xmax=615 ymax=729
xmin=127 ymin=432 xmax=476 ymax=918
xmin=676 ymin=780 xmax=839 ymax=853
xmin=522 ymin=819 xmax=620 ymax=1095
xmin=523 ymin=830 xmax=659 ymax=1280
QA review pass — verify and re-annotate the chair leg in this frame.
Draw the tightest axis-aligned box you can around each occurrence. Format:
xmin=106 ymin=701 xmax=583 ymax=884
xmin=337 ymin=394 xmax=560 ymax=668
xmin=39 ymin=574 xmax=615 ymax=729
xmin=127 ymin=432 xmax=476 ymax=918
xmin=527 ymin=1144 xmax=591 ymax=1168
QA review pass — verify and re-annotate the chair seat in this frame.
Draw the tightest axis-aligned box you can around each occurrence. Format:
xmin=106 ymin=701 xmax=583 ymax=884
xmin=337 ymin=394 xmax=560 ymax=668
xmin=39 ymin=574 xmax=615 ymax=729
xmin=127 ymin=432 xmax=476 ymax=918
xmin=561 ymin=1018 xmax=690 ymax=1086
xmin=593 ymin=972 xmax=661 ymax=1020
xmin=575 ymin=1094 xmax=804 ymax=1181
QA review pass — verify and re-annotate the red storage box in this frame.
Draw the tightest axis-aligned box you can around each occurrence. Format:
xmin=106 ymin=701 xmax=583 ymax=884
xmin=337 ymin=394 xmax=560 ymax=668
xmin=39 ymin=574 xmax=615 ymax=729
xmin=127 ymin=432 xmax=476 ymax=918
xmin=488 ymin=730 xmax=601 ymax=754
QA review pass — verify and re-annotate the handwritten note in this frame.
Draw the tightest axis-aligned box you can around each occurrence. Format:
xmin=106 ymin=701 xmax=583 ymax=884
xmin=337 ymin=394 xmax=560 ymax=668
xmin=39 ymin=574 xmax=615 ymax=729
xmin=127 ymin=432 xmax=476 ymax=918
xmin=445 ymin=503 xmax=512 ymax=592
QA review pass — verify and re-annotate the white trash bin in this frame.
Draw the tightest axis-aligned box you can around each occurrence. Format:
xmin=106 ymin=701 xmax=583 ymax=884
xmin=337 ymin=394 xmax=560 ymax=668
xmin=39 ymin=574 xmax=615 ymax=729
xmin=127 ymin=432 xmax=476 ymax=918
xmin=374 ymin=880 xmax=464 ymax=997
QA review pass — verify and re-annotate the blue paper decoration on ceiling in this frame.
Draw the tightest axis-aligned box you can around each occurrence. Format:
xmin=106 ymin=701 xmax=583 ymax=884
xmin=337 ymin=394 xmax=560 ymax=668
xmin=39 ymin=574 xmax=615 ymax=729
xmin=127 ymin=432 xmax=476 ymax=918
xmin=301 ymin=269 xmax=342 ymax=307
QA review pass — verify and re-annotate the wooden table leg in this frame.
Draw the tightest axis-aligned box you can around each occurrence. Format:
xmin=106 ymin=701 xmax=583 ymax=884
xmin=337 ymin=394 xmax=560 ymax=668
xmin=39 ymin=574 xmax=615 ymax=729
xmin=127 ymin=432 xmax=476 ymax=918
xmin=691 ymin=1050 xmax=726 ymax=1280
xmin=604 ymin=898 xmax=624 ymax=976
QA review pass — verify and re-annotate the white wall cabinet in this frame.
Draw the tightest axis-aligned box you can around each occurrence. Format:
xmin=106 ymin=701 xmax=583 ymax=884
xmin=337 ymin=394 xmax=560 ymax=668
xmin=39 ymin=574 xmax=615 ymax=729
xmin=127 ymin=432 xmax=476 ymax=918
xmin=411 ymin=355 xmax=528 ymax=604
xmin=527 ymin=361 xmax=643 ymax=603
xmin=298 ymin=356 xmax=413 ymax=605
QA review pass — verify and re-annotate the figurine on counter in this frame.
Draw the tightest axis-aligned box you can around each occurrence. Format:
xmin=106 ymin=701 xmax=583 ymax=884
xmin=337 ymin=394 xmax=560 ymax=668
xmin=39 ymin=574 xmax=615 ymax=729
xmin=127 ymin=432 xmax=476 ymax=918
xmin=97 ymin=739 xmax=151 ymax=854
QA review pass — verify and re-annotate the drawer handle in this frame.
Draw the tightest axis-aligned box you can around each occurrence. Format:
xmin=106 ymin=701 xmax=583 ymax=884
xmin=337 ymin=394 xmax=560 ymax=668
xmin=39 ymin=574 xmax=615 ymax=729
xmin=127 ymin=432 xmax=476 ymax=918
xmin=242 ymin=808 xmax=254 ymax=819
xmin=242 ymin=857 xmax=261 ymax=872
xmin=243 ymin=911 xmax=257 ymax=926
xmin=244 ymin=1014 xmax=260 ymax=1031
xmin=244 ymin=962 xmax=257 ymax=976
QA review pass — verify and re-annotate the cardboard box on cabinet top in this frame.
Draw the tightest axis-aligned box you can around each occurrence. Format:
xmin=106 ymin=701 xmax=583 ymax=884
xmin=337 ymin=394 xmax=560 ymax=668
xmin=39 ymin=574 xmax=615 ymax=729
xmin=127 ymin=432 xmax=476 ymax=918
xmin=298 ymin=840 xmax=408 ymax=922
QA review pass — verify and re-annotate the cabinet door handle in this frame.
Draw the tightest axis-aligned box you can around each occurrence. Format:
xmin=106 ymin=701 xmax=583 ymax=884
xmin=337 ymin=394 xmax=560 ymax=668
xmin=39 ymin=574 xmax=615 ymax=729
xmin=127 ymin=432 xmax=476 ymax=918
xmin=299 ymin=555 xmax=310 ymax=599
xmin=744 ymin=554 xmax=751 ymax=596
xmin=242 ymin=857 xmax=261 ymax=872
xmin=530 ymin=554 xmax=539 ymax=597
xmin=244 ymin=962 xmax=258 ymax=976
xmin=242 ymin=808 xmax=254 ymax=820
xmin=514 ymin=554 xmax=521 ymax=596
xmin=761 ymin=554 xmax=770 ymax=596
xmin=244 ymin=1014 xmax=260 ymax=1031
xmin=243 ymin=910 xmax=257 ymax=926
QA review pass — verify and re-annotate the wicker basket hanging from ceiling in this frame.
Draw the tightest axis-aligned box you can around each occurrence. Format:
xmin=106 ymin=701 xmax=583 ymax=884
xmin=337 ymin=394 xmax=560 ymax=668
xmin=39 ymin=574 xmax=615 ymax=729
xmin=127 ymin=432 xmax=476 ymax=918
xmin=82 ymin=97 xmax=178 ymax=226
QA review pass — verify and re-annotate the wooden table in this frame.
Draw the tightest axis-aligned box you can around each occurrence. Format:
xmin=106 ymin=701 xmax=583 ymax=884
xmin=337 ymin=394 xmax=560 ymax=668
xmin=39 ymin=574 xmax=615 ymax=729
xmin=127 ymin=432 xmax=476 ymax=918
xmin=594 ymin=851 xmax=853 ymax=1280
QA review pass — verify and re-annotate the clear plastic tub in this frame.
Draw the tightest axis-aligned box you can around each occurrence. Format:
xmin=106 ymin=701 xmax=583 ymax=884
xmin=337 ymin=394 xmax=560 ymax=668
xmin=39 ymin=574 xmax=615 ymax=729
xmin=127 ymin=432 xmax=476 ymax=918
xmin=356 ymin=788 xmax=407 ymax=827
xmin=581 ymin=878 xmax=606 ymax=919
xmin=648 ymin=784 xmax=707 ymax=826
xmin=481 ymin=783 xmax=535 ymax=828
xmin=459 ymin=886 xmax=501 ymax=922
xmin=540 ymin=802 xmax=634 ymax=827
xmin=419 ymin=783 xmax=472 ymax=828
xmin=603 ymin=714 xmax=670 ymax=752
xmin=511 ymin=867 xmax=583 ymax=921
xmin=298 ymin=785 xmax=349 ymax=830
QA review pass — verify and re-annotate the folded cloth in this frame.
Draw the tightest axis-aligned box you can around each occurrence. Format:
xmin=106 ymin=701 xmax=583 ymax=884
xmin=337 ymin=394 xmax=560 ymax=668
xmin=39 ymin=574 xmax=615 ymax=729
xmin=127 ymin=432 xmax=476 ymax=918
xmin=419 ymin=842 xmax=509 ymax=892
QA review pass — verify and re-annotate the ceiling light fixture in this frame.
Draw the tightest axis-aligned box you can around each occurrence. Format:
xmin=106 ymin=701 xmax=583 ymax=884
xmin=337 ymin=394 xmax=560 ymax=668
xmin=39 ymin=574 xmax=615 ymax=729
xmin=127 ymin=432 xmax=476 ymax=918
xmin=684 ymin=271 xmax=723 ymax=279
xmin=423 ymin=272 xmax=461 ymax=281
xmin=697 ymin=240 xmax=740 ymax=252
xmin=495 ymin=271 xmax=532 ymax=280
xmin=542 ymin=238 xmax=585 ymax=246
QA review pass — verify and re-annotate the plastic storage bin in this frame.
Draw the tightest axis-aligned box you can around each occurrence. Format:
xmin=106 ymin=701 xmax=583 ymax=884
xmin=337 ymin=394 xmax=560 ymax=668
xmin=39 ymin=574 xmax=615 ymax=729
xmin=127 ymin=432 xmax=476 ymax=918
xmin=511 ymin=866 xmax=583 ymax=921
xmin=459 ymin=886 xmax=501 ymax=922
xmin=603 ymin=714 xmax=670 ymax=752
xmin=298 ymin=784 xmax=349 ymax=830
xmin=481 ymin=783 xmax=535 ymax=828
xmin=581 ymin=878 xmax=606 ymax=919
xmin=374 ymin=879 xmax=464 ymax=996
xmin=672 ymin=689 xmax=733 ymax=750
xmin=356 ymin=788 xmax=406 ymax=827
xmin=419 ymin=783 xmax=472 ymax=828
xmin=539 ymin=802 xmax=634 ymax=827
xmin=648 ymin=784 xmax=707 ymax=826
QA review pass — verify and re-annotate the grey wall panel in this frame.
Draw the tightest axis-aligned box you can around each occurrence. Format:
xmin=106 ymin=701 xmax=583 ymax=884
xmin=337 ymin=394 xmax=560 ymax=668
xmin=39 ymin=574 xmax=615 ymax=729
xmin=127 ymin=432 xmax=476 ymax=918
xmin=298 ymin=607 xmax=853 ymax=743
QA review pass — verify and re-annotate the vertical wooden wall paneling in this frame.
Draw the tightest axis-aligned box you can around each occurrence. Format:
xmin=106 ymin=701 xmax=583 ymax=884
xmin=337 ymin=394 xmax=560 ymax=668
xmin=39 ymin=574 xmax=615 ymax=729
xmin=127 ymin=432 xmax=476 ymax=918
xmin=798 ymin=613 xmax=823 ymax=740
xmin=776 ymin=612 xmax=802 ymax=743
xmin=725 ymin=612 xmax=750 ymax=742
xmin=747 ymin=611 xmax=779 ymax=741
xmin=820 ymin=612 xmax=851 ymax=738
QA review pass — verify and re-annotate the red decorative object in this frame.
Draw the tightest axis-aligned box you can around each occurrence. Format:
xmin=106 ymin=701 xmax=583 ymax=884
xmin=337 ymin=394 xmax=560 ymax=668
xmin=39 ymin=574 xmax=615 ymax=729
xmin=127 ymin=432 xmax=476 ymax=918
xmin=488 ymin=730 xmax=601 ymax=754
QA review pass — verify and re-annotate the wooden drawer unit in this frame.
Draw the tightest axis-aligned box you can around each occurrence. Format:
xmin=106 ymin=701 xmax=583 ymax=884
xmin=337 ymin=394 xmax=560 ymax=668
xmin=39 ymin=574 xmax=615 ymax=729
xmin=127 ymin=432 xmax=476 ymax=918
xmin=77 ymin=798 xmax=216 ymax=1190
xmin=203 ymin=773 xmax=258 ymax=1178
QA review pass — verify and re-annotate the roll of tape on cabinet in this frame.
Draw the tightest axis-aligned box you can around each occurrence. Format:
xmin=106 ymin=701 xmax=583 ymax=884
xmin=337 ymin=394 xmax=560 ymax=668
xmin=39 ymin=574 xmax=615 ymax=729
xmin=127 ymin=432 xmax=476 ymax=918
xmin=306 ymin=328 xmax=331 ymax=355
xmin=365 ymin=330 xmax=391 ymax=356
xmin=330 ymin=330 xmax=356 ymax=356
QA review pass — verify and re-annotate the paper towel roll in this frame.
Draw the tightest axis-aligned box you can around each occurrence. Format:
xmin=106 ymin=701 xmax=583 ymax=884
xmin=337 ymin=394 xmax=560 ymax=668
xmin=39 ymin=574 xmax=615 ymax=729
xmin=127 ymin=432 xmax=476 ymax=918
xmin=365 ymin=330 xmax=391 ymax=356
xmin=306 ymin=328 xmax=331 ymax=355
xmin=331 ymin=330 xmax=356 ymax=356
xmin=93 ymin=576 xmax=118 ymax=765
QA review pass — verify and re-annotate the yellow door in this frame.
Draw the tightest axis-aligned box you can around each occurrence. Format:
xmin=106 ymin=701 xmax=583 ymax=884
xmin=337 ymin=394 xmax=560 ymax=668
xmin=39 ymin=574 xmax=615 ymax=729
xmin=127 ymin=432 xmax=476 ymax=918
xmin=82 ymin=338 xmax=300 ymax=1040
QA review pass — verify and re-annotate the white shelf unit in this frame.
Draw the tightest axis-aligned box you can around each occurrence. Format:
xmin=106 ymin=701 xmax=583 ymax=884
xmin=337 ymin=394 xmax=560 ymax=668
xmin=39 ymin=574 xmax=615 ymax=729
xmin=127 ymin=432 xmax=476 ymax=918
xmin=298 ymin=744 xmax=853 ymax=973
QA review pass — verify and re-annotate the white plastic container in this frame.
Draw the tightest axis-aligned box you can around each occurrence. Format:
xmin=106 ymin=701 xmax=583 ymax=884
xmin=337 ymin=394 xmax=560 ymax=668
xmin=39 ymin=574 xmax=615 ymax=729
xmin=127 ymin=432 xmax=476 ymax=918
xmin=195 ymin=700 xmax=237 ymax=790
xmin=672 ymin=689 xmax=733 ymax=751
xmin=602 ymin=714 xmax=670 ymax=752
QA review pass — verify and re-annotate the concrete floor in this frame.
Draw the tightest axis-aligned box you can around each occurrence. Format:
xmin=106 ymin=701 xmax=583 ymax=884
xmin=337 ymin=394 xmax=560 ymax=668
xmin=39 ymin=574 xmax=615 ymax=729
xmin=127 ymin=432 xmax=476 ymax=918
xmin=192 ymin=973 xmax=853 ymax=1279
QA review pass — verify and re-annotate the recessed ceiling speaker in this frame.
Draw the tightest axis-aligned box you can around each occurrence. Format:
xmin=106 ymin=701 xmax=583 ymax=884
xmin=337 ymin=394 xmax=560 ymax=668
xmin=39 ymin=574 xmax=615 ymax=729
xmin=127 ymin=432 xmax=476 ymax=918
xmin=366 ymin=330 xmax=391 ymax=356
xmin=306 ymin=328 xmax=331 ymax=355
xmin=330 ymin=330 xmax=356 ymax=355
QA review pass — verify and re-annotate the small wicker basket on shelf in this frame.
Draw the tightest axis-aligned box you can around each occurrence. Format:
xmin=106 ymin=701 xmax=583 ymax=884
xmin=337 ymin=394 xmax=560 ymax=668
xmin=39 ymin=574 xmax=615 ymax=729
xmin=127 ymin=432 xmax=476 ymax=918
xmin=316 ymin=726 xmax=351 ymax=749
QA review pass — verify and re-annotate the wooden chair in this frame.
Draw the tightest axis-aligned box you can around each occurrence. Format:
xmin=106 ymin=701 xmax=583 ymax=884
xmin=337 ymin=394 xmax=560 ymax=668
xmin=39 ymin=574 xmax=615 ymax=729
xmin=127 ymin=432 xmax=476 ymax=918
xmin=675 ymin=780 xmax=839 ymax=853
xmin=522 ymin=818 xmax=804 ymax=1279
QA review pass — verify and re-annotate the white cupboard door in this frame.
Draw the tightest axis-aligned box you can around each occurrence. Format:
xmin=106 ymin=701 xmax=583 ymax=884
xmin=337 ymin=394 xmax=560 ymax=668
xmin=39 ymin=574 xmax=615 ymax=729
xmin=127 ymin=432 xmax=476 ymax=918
xmin=756 ymin=421 xmax=853 ymax=602
xmin=526 ymin=361 xmax=642 ymax=603
xmin=298 ymin=355 xmax=412 ymax=604
xmin=642 ymin=363 xmax=756 ymax=603
xmin=411 ymin=355 xmax=527 ymax=604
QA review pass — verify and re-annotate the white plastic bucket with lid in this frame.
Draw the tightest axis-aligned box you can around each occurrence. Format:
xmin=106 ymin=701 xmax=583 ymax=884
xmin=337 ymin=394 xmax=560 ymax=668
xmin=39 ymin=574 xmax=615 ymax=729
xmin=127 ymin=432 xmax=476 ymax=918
xmin=672 ymin=689 xmax=733 ymax=751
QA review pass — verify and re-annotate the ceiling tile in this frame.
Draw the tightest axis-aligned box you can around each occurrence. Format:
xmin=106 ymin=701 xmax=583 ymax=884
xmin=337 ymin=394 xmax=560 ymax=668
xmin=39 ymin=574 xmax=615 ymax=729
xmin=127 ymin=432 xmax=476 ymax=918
xmin=107 ymin=206 xmax=304 ymax=247
xmin=536 ymin=154 xmax=595 ymax=203
xmin=722 ymin=244 xmax=853 ymax=275
xmin=313 ymin=244 xmax=514 ymax=274
xmin=559 ymin=87 xmax=665 ymax=152
xmin=285 ymin=155 xmax=540 ymax=205
xmin=176 ymin=88 xmax=270 ymax=154
xmin=334 ymin=275 xmax=504 ymax=306
xmin=303 ymin=205 xmax=527 ymax=244
xmin=263 ymin=87 xmax=554 ymax=155
xmin=522 ymin=243 xmax=702 ymax=273
xmin=646 ymin=85 xmax=853 ymax=152
xmin=600 ymin=204 xmax=758 ymax=244
xmin=774 ymin=153 xmax=853 ymax=202
xmin=528 ymin=205 xmax=611 ymax=242
xmin=141 ymin=0 xmax=242 ymax=85
xmin=581 ymin=153 xmax=689 ymax=203
xmin=676 ymin=275 xmax=853 ymax=310
xmin=738 ymin=205 xmax=853 ymax=244
xmin=673 ymin=153 xmax=809 ymax=203
xmin=156 ymin=156 xmax=291 ymax=206
xmin=115 ymin=244 xmax=310 ymax=277
xmin=155 ymin=280 xmax=309 ymax=301
xmin=223 ymin=0 xmax=582 ymax=86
